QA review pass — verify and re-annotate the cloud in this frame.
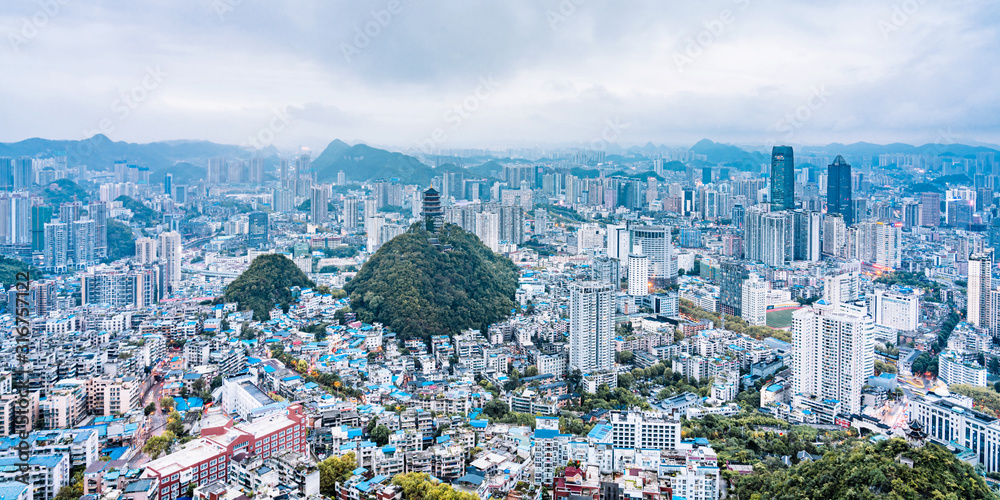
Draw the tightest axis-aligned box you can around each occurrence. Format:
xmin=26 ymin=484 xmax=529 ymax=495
xmin=0 ymin=0 xmax=997 ymax=151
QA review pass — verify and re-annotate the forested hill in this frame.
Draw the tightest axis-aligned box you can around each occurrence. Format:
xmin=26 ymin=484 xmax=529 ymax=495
xmin=734 ymin=438 xmax=997 ymax=500
xmin=344 ymin=224 xmax=518 ymax=341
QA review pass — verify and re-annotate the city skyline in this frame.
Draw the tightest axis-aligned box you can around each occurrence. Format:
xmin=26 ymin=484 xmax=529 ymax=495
xmin=1 ymin=1 xmax=999 ymax=152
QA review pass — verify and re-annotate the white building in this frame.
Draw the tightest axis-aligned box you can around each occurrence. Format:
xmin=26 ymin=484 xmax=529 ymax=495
xmin=221 ymin=376 xmax=277 ymax=421
xmin=627 ymin=253 xmax=649 ymax=297
xmin=938 ymin=351 xmax=988 ymax=387
xmin=577 ymin=223 xmax=604 ymax=254
xmin=569 ymin=282 xmax=614 ymax=374
xmin=740 ymin=274 xmax=767 ymax=326
xmin=159 ymin=231 xmax=183 ymax=294
xmin=823 ymin=270 xmax=860 ymax=305
xmin=969 ymin=251 xmax=992 ymax=329
xmin=911 ymin=393 xmax=1000 ymax=473
xmin=792 ymin=301 xmax=874 ymax=415
xmin=609 ymin=411 xmax=681 ymax=450
xmin=872 ymin=287 xmax=920 ymax=331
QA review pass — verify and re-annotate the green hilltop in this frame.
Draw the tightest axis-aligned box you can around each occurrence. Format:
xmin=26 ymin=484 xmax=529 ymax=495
xmin=224 ymin=254 xmax=315 ymax=321
xmin=344 ymin=224 xmax=518 ymax=342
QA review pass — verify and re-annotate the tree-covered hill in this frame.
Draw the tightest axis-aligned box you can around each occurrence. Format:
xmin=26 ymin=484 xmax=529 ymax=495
xmin=224 ymin=254 xmax=315 ymax=320
xmin=344 ymin=224 xmax=518 ymax=341
xmin=734 ymin=438 xmax=997 ymax=500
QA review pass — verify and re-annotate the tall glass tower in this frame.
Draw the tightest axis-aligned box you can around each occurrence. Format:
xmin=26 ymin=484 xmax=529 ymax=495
xmin=827 ymin=155 xmax=853 ymax=224
xmin=770 ymin=146 xmax=795 ymax=210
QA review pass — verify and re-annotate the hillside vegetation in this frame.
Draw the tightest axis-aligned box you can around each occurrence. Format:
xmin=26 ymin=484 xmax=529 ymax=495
xmin=734 ymin=438 xmax=996 ymax=500
xmin=224 ymin=254 xmax=315 ymax=320
xmin=345 ymin=224 xmax=518 ymax=341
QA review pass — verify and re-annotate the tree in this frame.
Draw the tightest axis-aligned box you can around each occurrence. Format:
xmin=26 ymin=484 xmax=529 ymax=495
xmin=159 ymin=396 xmax=175 ymax=411
xmin=524 ymin=365 xmax=539 ymax=377
xmin=144 ymin=403 xmax=156 ymax=416
xmin=483 ymin=399 xmax=509 ymax=419
xmin=192 ymin=378 xmax=206 ymax=393
xmin=211 ymin=376 xmax=223 ymax=390
xmin=372 ymin=424 xmax=391 ymax=446
xmin=874 ymin=360 xmax=897 ymax=375
xmin=392 ymin=473 xmax=479 ymax=500
xmin=567 ymin=368 xmax=583 ymax=392
xmin=617 ymin=350 xmax=635 ymax=365
xmin=143 ymin=431 xmax=176 ymax=459
xmin=224 ymin=254 xmax=316 ymax=320
xmin=318 ymin=452 xmax=357 ymax=496
xmin=167 ymin=410 xmax=185 ymax=436
xmin=618 ymin=373 xmax=635 ymax=390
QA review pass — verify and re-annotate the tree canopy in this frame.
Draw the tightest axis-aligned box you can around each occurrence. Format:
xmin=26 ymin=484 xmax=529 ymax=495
xmin=224 ymin=254 xmax=315 ymax=320
xmin=345 ymin=224 xmax=518 ymax=341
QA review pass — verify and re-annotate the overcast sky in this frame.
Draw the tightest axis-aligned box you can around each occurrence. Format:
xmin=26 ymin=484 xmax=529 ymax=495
xmin=1 ymin=0 xmax=998 ymax=153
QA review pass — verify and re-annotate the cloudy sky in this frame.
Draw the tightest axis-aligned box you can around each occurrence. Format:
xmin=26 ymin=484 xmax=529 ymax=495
xmin=1 ymin=0 xmax=998 ymax=153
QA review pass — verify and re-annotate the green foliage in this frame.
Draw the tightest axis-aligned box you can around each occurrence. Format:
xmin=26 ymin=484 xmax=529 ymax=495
xmin=143 ymin=431 xmax=175 ymax=459
xmin=144 ymin=403 xmax=156 ymax=416
xmin=372 ymin=424 xmax=391 ymax=446
xmin=733 ymin=438 xmax=997 ymax=499
xmin=224 ymin=254 xmax=315 ymax=320
xmin=321 ymin=245 xmax=361 ymax=258
xmin=345 ymin=224 xmax=518 ymax=341
xmin=166 ymin=410 xmax=185 ymax=436
xmin=483 ymin=399 xmax=509 ymax=419
xmin=313 ymin=140 xmax=437 ymax=184
xmin=0 ymin=255 xmax=43 ymax=288
xmin=617 ymin=350 xmax=635 ymax=365
xmin=318 ymin=452 xmax=357 ymax=496
xmin=42 ymin=178 xmax=89 ymax=205
xmin=391 ymin=472 xmax=479 ymax=500
xmin=911 ymin=352 xmax=939 ymax=377
xmin=115 ymin=195 xmax=160 ymax=227
xmin=875 ymin=271 xmax=941 ymax=297
xmin=159 ymin=396 xmax=174 ymax=410
xmin=875 ymin=360 xmax=898 ymax=375
xmin=105 ymin=219 xmax=136 ymax=262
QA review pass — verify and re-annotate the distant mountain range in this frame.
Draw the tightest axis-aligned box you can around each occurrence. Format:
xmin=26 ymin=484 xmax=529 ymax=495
xmin=1 ymin=135 xmax=995 ymax=186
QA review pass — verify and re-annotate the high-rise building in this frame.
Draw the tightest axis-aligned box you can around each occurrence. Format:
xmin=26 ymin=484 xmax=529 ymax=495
xmin=770 ymin=146 xmax=795 ymax=211
xmin=474 ymin=211 xmax=500 ymax=253
xmin=337 ymin=170 xmax=346 ymax=185
xmin=159 ymin=231 xmax=182 ymax=295
xmin=827 ymin=155 xmax=852 ymax=224
xmin=88 ymin=201 xmax=108 ymax=259
xmin=135 ymin=237 xmax=157 ymax=264
xmin=873 ymin=221 xmax=902 ymax=270
xmin=248 ymin=158 xmax=264 ymax=185
xmin=82 ymin=267 xmax=159 ymax=307
xmin=577 ymin=223 xmax=604 ymax=254
xmin=968 ymin=251 xmax=993 ymax=329
xmin=741 ymin=274 xmax=767 ymax=326
xmin=30 ymin=204 xmax=53 ymax=252
xmin=627 ymin=253 xmax=649 ymax=297
xmin=71 ymin=218 xmax=97 ymax=267
xmin=761 ymin=212 xmax=790 ymax=267
xmin=719 ymin=259 xmax=748 ymax=316
xmin=792 ymin=210 xmax=821 ymax=262
xmin=569 ymin=282 xmax=614 ymax=374
xmin=247 ymin=212 xmax=268 ymax=247
xmin=43 ymin=222 xmax=69 ymax=270
xmin=606 ymin=223 xmax=630 ymax=261
xmin=310 ymin=185 xmax=329 ymax=226
xmin=792 ymin=301 xmax=874 ymax=415
xmin=0 ymin=157 xmax=11 ymax=190
xmin=920 ymin=192 xmax=941 ymax=227
xmin=873 ymin=287 xmax=920 ymax=332
xmin=421 ymin=186 xmax=444 ymax=232
xmin=630 ymin=225 xmax=675 ymax=286
xmin=279 ymin=159 xmax=290 ymax=187
xmin=13 ymin=158 xmax=33 ymax=190
xmin=823 ymin=271 xmax=860 ymax=305
xmin=207 ymin=157 xmax=226 ymax=185
xmin=822 ymin=213 xmax=847 ymax=257
xmin=164 ymin=173 xmax=173 ymax=196
xmin=343 ymin=197 xmax=360 ymax=229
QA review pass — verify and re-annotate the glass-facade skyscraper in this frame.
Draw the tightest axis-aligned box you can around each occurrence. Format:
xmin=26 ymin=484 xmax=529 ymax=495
xmin=827 ymin=155 xmax=853 ymax=224
xmin=770 ymin=146 xmax=795 ymax=210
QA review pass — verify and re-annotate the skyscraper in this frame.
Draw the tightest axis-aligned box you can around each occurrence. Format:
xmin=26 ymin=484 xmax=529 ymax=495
xmin=627 ymin=253 xmax=649 ymax=297
xmin=279 ymin=159 xmax=290 ymax=187
xmin=719 ymin=259 xmax=748 ymax=316
xmin=43 ymin=222 xmax=69 ymax=270
xmin=31 ymin=204 xmax=53 ymax=252
xmin=792 ymin=301 xmax=874 ymax=415
xmin=135 ymin=237 xmax=157 ymax=264
xmin=827 ymin=155 xmax=853 ymax=224
xmin=630 ymin=225 xmax=675 ymax=287
xmin=310 ymin=185 xmax=329 ymax=226
xmin=770 ymin=146 xmax=795 ymax=211
xmin=343 ymin=197 xmax=360 ymax=229
xmin=89 ymin=201 xmax=108 ymax=259
xmin=0 ymin=157 xmax=11 ymax=190
xmin=164 ymin=173 xmax=173 ymax=196
xmin=248 ymin=212 xmax=268 ymax=247
xmin=761 ymin=212 xmax=790 ymax=267
xmin=920 ymin=192 xmax=941 ymax=227
xmin=569 ymin=282 xmax=614 ymax=374
xmin=792 ymin=210 xmax=821 ymax=262
xmin=741 ymin=274 xmax=767 ymax=326
xmin=13 ymin=158 xmax=33 ymax=190
xmin=159 ymin=231 xmax=182 ymax=295
xmin=969 ymin=251 xmax=993 ymax=329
